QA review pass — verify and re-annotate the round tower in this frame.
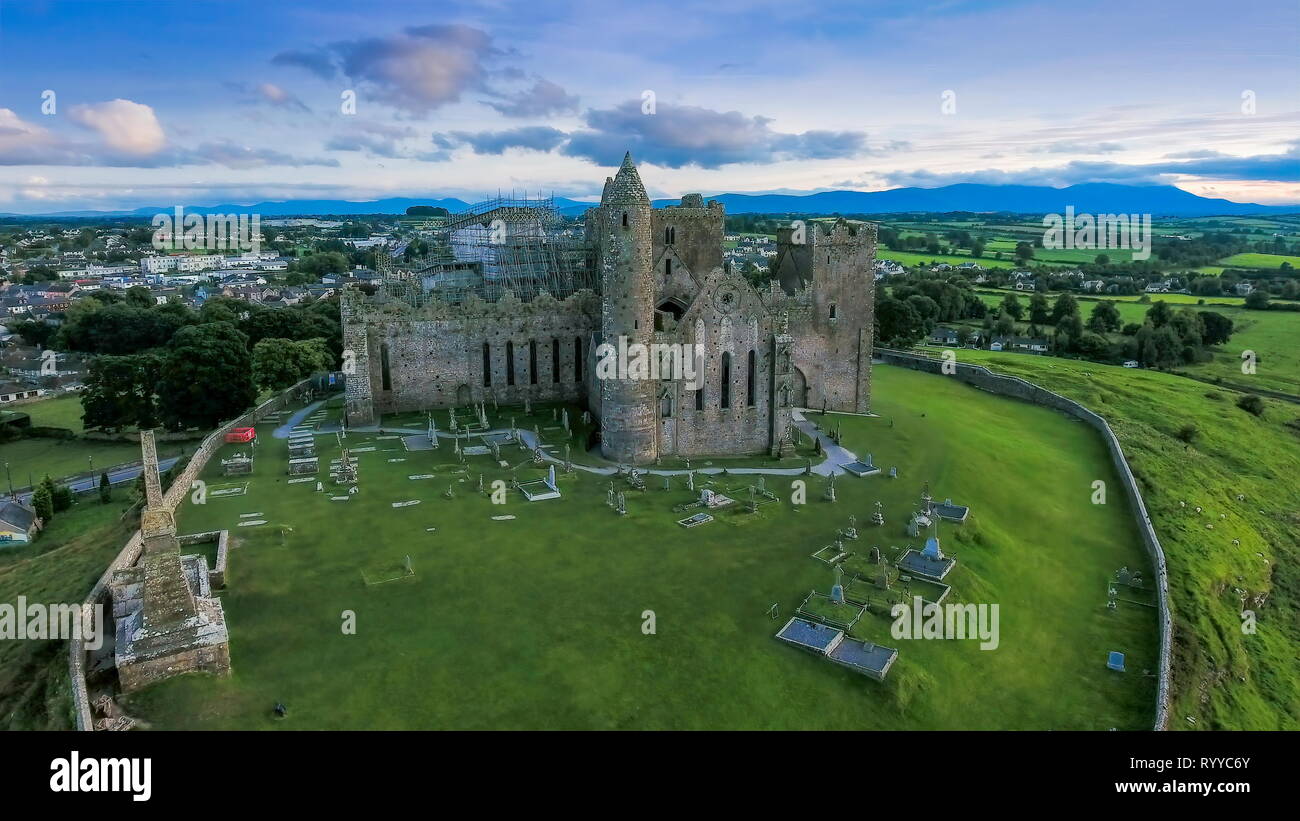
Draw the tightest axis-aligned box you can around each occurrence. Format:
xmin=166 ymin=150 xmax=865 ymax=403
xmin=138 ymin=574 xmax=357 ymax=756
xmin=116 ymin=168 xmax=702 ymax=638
xmin=598 ymin=152 xmax=658 ymax=463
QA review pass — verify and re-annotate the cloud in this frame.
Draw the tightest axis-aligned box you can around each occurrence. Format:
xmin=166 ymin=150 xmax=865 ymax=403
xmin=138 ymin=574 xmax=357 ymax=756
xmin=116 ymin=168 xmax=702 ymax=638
xmin=432 ymin=126 xmax=567 ymax=155
xmin=483 ymin=79 xmax=579 ymax=118
xmin=271 ymin=49 xmax=337 ymax=79
xmin=326 ymin=121 xmax=426 ymax=158
xmin=1029 ymin=141 xmax=1125 ymax=154
xmin=561 ymin=100 xmax=870 ymax=168
xmin=0 ymin=106 xmax=334 ymax=169
xmin=188 ymin=141 xmax=339 ymax=169
xmin=274 ymin=24 xmax=504 ymax=114
xmin=67 ymin=99 xmax=166 ymax=155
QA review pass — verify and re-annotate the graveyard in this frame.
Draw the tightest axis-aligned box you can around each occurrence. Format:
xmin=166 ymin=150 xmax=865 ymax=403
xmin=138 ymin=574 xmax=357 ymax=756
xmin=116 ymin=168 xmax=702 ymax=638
xmin=120 ymin=364 xmax=1159 ymax=730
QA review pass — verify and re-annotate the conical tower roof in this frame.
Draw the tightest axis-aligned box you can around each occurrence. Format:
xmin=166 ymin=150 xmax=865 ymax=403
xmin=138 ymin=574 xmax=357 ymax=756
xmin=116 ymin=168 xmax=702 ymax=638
xmin=602 ymin=151 xmax=649 ymax=205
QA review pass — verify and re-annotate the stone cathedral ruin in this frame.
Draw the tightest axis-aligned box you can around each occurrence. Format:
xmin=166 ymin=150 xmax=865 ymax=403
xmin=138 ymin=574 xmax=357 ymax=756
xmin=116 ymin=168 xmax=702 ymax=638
xmin=343 ymin=153 xmax=877 ymax=463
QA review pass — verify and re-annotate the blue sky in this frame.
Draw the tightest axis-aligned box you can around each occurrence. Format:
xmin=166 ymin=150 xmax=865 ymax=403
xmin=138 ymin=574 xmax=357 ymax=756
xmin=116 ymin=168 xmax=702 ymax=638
xmin=0 ymin=0 xmax=1297 ymax=212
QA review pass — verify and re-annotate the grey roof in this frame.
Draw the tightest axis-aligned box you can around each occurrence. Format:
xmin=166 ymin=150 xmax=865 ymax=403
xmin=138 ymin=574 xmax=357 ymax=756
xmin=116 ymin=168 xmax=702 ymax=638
xmin=0 ymin=499 xmax=36 ymax=530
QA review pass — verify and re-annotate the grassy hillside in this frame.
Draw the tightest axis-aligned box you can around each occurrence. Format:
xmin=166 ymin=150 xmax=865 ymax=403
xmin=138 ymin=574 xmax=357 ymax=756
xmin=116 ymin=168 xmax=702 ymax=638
xmin=0 ymin=498 xmax=138 ymax=729
xmin=945 ymin=350 xmax=1300 ymax=729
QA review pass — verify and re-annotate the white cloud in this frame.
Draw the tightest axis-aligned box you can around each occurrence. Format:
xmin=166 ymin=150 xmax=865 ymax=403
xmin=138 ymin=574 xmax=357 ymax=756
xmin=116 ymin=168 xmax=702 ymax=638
xmin=68 ymin=99 xmax=166 ymax=156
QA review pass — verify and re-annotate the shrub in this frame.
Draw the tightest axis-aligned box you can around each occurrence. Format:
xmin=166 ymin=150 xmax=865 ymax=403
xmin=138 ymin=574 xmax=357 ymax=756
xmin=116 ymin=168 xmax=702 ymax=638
xmin=1236 ymin=394 xmax=1266 ymax=417
xmin=1176 ymin=424 xmax=1200 ymax=443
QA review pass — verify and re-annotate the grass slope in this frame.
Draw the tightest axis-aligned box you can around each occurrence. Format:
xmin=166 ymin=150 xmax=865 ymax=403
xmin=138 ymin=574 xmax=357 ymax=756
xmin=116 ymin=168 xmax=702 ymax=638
xmin=947 ymin=350 xmax=1300 ymax=729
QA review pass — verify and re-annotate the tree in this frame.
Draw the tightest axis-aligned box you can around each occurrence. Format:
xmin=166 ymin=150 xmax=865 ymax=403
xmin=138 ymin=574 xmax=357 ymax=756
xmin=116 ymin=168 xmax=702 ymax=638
xmin=1145 ymin=300 xmax=1173 ymax=328
xmin=1244 ymin=291 xmax=1270 ymax=310
xmin=13 ymin=319 xmax=56 ymax=348
xmin=1014 ymin=241 xmax=1035 ymax=261
xmin=81 ymin=353 xmax=163 ymax=431
xmin=52 ymin=483 xmax=73 ymax=513
xmin=994 ymin=311 xmax=1015 ymax=337
xmin=1199 ymin=311 xmax=1234 ymax=346
xmin=99 ymin=471 xmax=112 ymax=504
xmin=1094 ymin=253 xmax=1110 ymax=265
xmin=875 ymin=297 xmax=926 ymax=347
xmin=971 ymin=240 xmax=985 ymax=258
xmin=158 ymin=322 xmax=257 ymax=429
xmin=1050 ymin=293 xmax=1079 ymax=325
xmin=32 ymin=483 xmax=54 ymax=523
xmin=1088 ymin=300 xmax=1122 ymax=333
xmin=252 ymin=337 xmax=333 ymax=392
xmin=1000 ymin=294 xmax=1024 ymax=321
xmin=1028 ymin=293 xmax=1050 ymax=325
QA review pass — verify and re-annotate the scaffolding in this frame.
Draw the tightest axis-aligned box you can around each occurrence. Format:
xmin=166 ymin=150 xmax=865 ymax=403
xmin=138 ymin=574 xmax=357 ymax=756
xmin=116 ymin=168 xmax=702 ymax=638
xmin=381 ymin=195 xmax=593 ymax=306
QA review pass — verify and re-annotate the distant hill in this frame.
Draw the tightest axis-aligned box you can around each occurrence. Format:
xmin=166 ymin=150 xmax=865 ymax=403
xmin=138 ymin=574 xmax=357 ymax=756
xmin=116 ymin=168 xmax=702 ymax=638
xmin=5 ymin=184 xmax=1295 ymax=219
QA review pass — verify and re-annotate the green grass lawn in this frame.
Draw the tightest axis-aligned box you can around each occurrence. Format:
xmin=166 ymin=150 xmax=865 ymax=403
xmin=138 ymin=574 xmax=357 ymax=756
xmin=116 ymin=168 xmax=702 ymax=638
xmin=124 ymin=370 xmax=1157 ymax=730
xmin=1216 ymin=252 xmax=1300 ymax=270
xmin=0 ymin=496 xmax=139 ymax=729
xmin=11 ymin=394 xmax=88 ymax=432
xmin=936 ymin=350 xmax=1300 ymax=729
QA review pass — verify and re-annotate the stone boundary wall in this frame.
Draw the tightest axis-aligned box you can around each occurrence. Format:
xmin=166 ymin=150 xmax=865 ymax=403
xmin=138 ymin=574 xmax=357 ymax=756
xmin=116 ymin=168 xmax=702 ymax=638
xmin=68 ymin=379 xmax=312 ymax=731
xmin=876 ymin=349 xmax=1172 ymax=731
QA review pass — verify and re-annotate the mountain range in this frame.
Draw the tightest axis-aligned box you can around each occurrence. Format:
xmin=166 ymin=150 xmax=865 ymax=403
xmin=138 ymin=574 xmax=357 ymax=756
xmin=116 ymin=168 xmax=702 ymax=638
xmin=5 ymin=183 xmax=1296 ymax=219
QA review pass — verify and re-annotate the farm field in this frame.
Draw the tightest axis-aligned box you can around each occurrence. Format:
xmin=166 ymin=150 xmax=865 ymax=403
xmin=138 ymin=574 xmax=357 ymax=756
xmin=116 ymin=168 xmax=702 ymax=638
xmin=968 ymin=291 xmax=1300 ymax=395
xmin=126 ymin=368 xmax=1156 ymax=730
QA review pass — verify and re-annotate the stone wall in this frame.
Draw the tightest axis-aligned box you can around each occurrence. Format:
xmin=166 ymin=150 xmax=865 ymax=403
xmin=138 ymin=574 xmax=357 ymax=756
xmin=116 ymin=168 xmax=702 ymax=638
xmin=877 ymin=349 xmax=1172 ymax=730
xmin=69 ymin=379 xmax=311 ymax=731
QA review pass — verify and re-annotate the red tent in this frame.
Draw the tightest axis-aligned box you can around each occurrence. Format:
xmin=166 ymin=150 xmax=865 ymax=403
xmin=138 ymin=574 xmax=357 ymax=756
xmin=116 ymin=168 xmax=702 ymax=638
xmin=225 ymin=427 xmax=256 ymax=444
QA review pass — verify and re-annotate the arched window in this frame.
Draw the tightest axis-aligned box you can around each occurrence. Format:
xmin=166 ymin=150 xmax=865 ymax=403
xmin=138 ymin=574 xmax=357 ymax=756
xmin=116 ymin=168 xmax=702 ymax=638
xmin=574 ymin=337 xmax=582 ymax=382
xmin=829 ymin=303 xmax=837 ymax=320
xmin=664 ymin=258 xmax=672 ymax=278
xmin=380 ymin=343 xmax=392 ymax=391
xmin=720 ymin=352 xmax=731 ymax=409
xmin=482 ymin=342 xmax=491 ymax=387
xmin=621 ymin=211 xmax=628 ymax=228
xmin=529 ymin=340 xmax=538 ymax=385
xmin=664 ymin=226 xmax=676 ymax=244
xmin=746 ymin=349 xmax=756 ymax=407
xmin=506 ymin=341 xmax=515 ymax=386
xmin=695 ymin=384 xmax=704 ymax=411
xmin=551 ymin=338 xmax=560 ymax=383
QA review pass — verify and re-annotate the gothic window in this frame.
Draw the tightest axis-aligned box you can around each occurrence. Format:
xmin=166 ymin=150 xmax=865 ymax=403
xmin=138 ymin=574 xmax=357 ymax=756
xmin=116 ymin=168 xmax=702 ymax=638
xmin=665 ymin=226 xmax=676 ymax=244
xmin=660 ymin=388 xmax=673 ymax=418
xmin=829 ymin=303 xmax=837 ymax=320
xmin=551 ymin=338 xmax=560 ymax=383
xmin=380 ymin=343 xmax=392 ymax=391
xmin=746 ymin=349 xmax=756 ymax=407
xmin=664 ymin=258 xmax=672 ymax=278
xmin=482 ymin=342 xmax=491 ymax=387
xmin=720 ymin=352 xmax=731 ymax=409
xmin=574 ymin=336 xmax=582 ymax=382
xmin=506 ymin=341 xmax=515 ymax=386
xmin=529 ymin=340 xmax=538 ymax=385
xmin=695 ymin=384 xmax=704 ymax=411
xmin=622 ymin=211 xmax=628 ymax=228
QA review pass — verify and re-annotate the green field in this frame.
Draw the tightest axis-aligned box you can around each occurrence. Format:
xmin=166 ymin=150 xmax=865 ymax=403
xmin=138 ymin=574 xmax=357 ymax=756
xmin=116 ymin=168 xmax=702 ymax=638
xmin=969 ymin=290 xmax=1300 ymax=395
xmin=878 ymin=249 xmax=1015 ymax=269
xmin=125 ymin=369 xmax=1157 ymax=730
xmin=937 ymin=350 xmax=1300 ymax=728
xmin=7 ymin=394 xmax=88 ymax=432
xmin=0 ymin=497 xmax=139 ymax=729
xmin=1216 ymin=252 xmax=1300 ymax=270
